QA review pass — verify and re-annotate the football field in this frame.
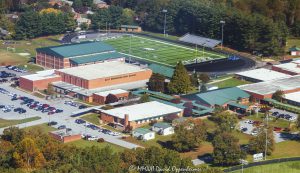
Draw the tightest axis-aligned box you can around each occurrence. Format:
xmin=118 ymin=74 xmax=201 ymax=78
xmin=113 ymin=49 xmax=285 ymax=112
xmin=103 ymin=35 xmax=226 ymax=67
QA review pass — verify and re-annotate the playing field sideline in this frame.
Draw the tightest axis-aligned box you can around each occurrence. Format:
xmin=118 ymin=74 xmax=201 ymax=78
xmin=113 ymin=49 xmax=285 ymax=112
xmin=104 ymin=35 xmax=226 ymax=66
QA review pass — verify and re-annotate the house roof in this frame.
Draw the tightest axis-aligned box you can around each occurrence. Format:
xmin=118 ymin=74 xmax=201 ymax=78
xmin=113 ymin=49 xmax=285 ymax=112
xmin=133 ymin=128 xmax=152 ymax=135
xmin=153 ymin=122 xmax=172 ymax=129
xmin=148 ymin=64 xmax=174 ymax=78
xmin=182 ymin=87 xmax=250 ymax=106
xmin=289 ymin=47 xmax=300 ymax=52
xmin=69 ymin=52 xmax=124 ymax=65
xmin=36 ymin=42 xmax=114 ymax=58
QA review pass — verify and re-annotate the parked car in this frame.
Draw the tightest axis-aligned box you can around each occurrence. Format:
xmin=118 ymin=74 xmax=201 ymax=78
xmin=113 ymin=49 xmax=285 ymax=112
xmin=79 ymin=105 xmax=87 ymax=109
xmin=48 ymin=121 xmax=58 ymax=126
xmin=58 ymin=125 xmax=66 ymax=129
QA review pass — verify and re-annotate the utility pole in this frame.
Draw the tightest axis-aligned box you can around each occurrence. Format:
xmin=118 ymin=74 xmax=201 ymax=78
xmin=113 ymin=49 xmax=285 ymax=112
xmin=265 ymin=108 xmax=269 ymax=160
xmin=220 ymin=20 xmax=225 ymax=50
xmin=129 ymin=34 xmax=132 ymax=63
xmin=162 ymin=9 xmax=167 ymax=37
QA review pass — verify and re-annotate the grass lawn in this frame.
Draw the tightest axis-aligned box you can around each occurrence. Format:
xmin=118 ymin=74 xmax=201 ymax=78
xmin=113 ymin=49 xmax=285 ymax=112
xmin=0 ymin=116 xmax=41 ymax=128
xmin=17 ymin=63 xmax=44 ymax=72
xmin=180 ymin=142 xmax=214 ymax=159
xmin=213 ymin=77 xmax=251 ymax=88
xmin=270 ymin=141 xmax=300 ymax=159
xmin=81 ymin=113 xmax=100 ymax=126
xmin=0 ymin=35 xmax=61 ymax=56
xmin=0 ymin=49 xmax=28 ymax=66
xmin=23 ymin=123 xmax=56 ymax=133
xmin=123 ymin=134 xmax=173 ymax=148
xmin=104 ymin=35 xmax=225 ymax=66
xmin=231 ymin=161 xmax=300 ymax=173
xmin=66 ymin=139 xmax=125 ymax=153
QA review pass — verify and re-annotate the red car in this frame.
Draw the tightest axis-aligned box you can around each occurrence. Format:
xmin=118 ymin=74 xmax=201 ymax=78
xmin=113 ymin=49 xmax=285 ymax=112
xmin=273 ymin=127 xmax=282 ymax=132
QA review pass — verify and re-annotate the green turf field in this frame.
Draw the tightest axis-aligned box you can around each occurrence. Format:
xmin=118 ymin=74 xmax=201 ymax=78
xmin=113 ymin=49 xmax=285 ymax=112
xmin=103 ymin=35 xmax=226 ymax=66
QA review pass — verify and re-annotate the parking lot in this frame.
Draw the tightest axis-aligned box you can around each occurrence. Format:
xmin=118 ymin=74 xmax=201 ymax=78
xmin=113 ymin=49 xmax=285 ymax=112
xmin=269 ymin=108 xmax=298 ymax=122
xmin=0 ymin=79 xmax=141 ymax=149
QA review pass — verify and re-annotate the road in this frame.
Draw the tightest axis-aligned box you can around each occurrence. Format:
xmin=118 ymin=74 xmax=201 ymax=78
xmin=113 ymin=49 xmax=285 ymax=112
xmin=0 ymin=83 xmax=141 ymax=149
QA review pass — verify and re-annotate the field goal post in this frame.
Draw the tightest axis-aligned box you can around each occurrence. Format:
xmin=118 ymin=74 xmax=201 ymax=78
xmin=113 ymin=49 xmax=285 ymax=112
xmin=7 ymin=47 xmax=16 ymax=52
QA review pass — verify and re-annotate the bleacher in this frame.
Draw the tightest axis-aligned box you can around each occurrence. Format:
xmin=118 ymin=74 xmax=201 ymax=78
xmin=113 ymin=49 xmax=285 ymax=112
xmin=179 ymin=33 xmax=221 ymax=48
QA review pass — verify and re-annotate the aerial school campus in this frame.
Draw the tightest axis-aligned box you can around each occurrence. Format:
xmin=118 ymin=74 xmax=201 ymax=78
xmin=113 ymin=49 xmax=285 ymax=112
xmin=0 ymin=0 xmax=300 ymax=173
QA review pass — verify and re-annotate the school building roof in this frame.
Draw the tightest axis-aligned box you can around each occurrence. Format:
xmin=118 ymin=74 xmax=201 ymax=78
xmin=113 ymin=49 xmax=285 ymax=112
xmin=101 ymin=101 xmax=183 ymax=121
xmin=94 ymin=89 xmax=128 ymax=97
xmin=236 ymin=68 xmax=291 ymax=82
xmin=20 ymin=70 xmax=60 ymax=81
xmin=56 ymin=61 xmax=149 ymax=80
xmin=227 ymin=102 xmax=249 ymax=110
xmin=148 ymin=64 xmax=174 ymax=78
xmin=36 ymin=41 xmax=115 ymax=58
xmin=69 ymin=52 xmax=124 ymax=65
xmin=238 ymin=75 xmax=300 ymax=95
xmin=284 ymin=91 xmax=300 ymax=103
xmin=182 ymin=87 xmax=250 ymax=106
xmin=273 ymin=62 xmax=300 ymax=74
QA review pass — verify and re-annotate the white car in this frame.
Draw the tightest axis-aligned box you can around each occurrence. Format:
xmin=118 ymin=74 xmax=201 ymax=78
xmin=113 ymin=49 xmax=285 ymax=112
xmin=87 ymin=136 xmax=98 ymax=141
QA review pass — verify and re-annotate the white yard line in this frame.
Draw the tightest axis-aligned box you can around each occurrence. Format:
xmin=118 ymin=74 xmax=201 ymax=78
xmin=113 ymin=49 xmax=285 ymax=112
xmin=133 ymin=35 xmax=225 ymax=58
xmin=119 ymin=52 xmax=174 ymax=67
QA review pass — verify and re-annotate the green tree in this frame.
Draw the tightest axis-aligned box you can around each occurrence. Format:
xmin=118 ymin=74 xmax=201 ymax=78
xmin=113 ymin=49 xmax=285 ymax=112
xmin=199 ymin=73 xmax=210 ymax=83
xmin=80 ymin=22 xmax=89 ymax=30
xmin=72 ymin=0 xmax=83 ymax=9
xmin=212 ymin=132 xmax=244 ymax=166
xmin=200 ymin=84 xmax=207 ymax=92
xmin=121 ymin=8 xmax=135 ymax=25
xmin=172 ymin=119 xmax=207 ymax=152
xmin=1 ymin=127 xmax=25 ymax=145
xmin=13 ymin=138 xmax=46 ymax=169
xmin=168 ymin=61 xmax=191 ymax=94
xmin=89 ymin=8 xmax=110 ymax=30
xmin=213 ymin=111 xmax=238 ymax=132
xmin=190 ymin=73 xmax=199 ymax=87
xmin=248 ymin=127 xmax=275 ymax=156
xmin=108 ymin=5 xmax=123 ymax=28
xmin=148 ymin=73 xmax=165 ymax=92
xmin=272 ymin=90 xmax=285 ymax=102
xmin=139 ymin=93 xmax=150 ymax=103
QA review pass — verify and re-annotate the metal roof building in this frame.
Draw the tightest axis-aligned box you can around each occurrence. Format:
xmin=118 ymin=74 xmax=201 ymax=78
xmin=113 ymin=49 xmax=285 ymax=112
xmin=101 ymin=101 xmax=183 ymax=122
xmin=182 ymin=87 xmax=250 ymax=107
xmin=238 ymin=75 xmax=300 ymax=99
xmin=235 ymin=68 xmax=291 ymax=82
xmin=36 ymin=41 xmax=125 ymax=69
xmin=36 ymin=41 xmax=115 ymax=58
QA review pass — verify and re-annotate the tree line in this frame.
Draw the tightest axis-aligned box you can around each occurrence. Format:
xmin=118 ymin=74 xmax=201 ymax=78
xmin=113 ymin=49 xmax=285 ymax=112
xmin=0 ymin=126 xmax=221 ymax=173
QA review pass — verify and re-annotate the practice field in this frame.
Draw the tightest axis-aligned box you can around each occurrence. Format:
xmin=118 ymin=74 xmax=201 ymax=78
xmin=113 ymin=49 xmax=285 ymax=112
xmin=103 ymin=35 xmax=226 ymax=66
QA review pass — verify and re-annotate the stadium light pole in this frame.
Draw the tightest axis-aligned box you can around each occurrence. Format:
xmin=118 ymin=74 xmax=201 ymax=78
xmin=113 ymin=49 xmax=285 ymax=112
xmin=220 ymin=20 xmax=225 ymax=50
xmin=162 ymin=9 xmax=168 ymax=37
